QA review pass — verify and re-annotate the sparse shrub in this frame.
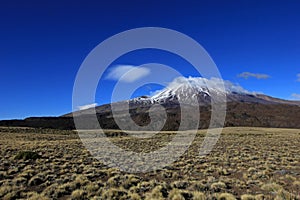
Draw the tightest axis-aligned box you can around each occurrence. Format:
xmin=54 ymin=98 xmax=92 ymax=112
xmin=42 ymin=183 xmax=59 ymax=198
xmin=71 ymin=189 xmax=86 ymax=200
xmin=172 ymin=193 xmax=185 ymax=200
xmin=123 ymin=175 xmax=140 ymax=189
xmin=107 ymin=175 xmax=121 ymax=187
xmin=180 ymin=190 xmax=193 ymax=199
xmin=3 ymin=191 xmax=19 ymax=200
xmin=261 ymin=183 xmax=282 ymax=192
xmin=129 ymin=185 xmax=139 ymax=194
xmin=241 ymin=194 xmax=256 ymax=200
xmin=145 ymin=185 xmax=164 ymax=200
xmin=168 ymin=189 xmax=183 ymax=200
xmin=128 ymin=192 xmax=141 ymax=200
xmin=7 ymin=168 xmax=19 ymax=175
xmin=57 ymin=182 xmax=76 ymax=195
xmin=90 ymin=196 xmax=102 ymax=200
xmin=218 ymin=193 xmax=236 ymax=200
xmin=189 ymin=181 xmax=207 ymax=191
xmin=26 ymin=192 xmax=49 ymax=200
xmin=192 ymin=191 xmax=206 ymax=200
xmin=275 ymin=189 xmax=294 ymax=200
xmin=254 ymin=194 xmax=265 ymax=200
xmin=13 ymin=176 xmax=27 ymax=185
xmin=211 ymin=181 xmax=226 ymax=192
xmin=221 ymin=168 xmax=230 ymax=176
xmin=28 ymin=174 xmax=44 ymax=186
xmin=74 ymin=175 xmax=89 ymax=187
xmin=85 ymin=182 xmax=99 ymax=194
xmin=247 ymin=167 xmax=257 ymax=174
xmin=18 ymin=169 xmax=35 ymax=179
xmin=15 ymin=151 xmax=40 ymax=160
xmin=102 ymin=187 xmax=127 ymax=200
xmin=135 ymin=180 xmax=156 ymax=194
xmin=172 ymin=181 xmax=189 ymax=189
xmin=0 ymin=185 xmax=13 ymax=198
xmin=293 ymin=181 xmax=300 ymax=187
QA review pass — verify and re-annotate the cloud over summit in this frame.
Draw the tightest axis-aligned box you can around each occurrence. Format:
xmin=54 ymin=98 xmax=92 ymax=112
xmin=105 ymin=65 xmax=150 ymax=83
xmin=77 ymin=103 xmax=98 ymax=110
xmin=291 ymin=93 xmax=300 ymax=100
xmin=297 ymin=73 xmax=300 ymax=82
xmin=238 ymin=72 xmax=270 ymax=79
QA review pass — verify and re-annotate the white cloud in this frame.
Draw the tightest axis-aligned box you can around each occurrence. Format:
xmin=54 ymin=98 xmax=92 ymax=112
xmin=297 ymin=73 xmax=300 ymax=82
xmin=238 ymin=72 xmax=270 ymax=79
xmin=77 ymin=103 xmax=98 ymax=110
xmin=105 ymin=65 xmax=150 ymax=83
xmin=291 ymin=93 xmax=300 ymax=100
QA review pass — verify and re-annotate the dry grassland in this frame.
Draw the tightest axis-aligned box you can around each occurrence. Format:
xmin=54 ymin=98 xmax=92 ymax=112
xmin=0 ymin=127 xmax=299 ymax=199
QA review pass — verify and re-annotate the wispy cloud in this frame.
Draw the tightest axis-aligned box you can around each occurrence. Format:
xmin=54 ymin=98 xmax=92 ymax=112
xmin=297 ymin=73 xmax=300 ymax=82
xmin=238 ymin=72 xmax=270 ymax=79
xmin=77 ymin=103 xmax=97 ymax=110
xmin=291 ymin=93 xmax=300 ymax=100
xmin=105 ymin=65 xmax=150 ymax=83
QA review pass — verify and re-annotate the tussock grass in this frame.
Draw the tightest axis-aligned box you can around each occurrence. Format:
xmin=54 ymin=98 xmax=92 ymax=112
xmin=0 ymin=127 xmax=299 ymax=199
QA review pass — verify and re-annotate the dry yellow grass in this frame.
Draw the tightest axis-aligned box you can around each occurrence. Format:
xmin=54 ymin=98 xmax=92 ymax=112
xmin=0 ymin=127 xmax=299 ymax=199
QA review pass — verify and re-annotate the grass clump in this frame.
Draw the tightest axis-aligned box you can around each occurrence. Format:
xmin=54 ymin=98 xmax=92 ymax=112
xmin=240 ymin=194 xmax=256 ymax=200
xmin=168 ymin=189 xmax=185 ymax=200
xmin=71 ymin=189 xmax=86 ymax=200
xmin=26 ymin=192 xmax=49 ymax=200
xmin=102 ymin=187 xmax=127 ymax=200
xmin=0 ymin=185 xmax=13 ymax=198
xmin=145 ymin=185 xmax=165 ymax=200
xmin=128 ymin=192 xmax=141 ymax=200
xmin=261 ymin=183 xmax=282 ymax=192
xmin=28 ymin=174 xmax=44 ymax=186
xmin=192 ymin=191 xmax=206 ymax=200
xmin=211 ymin=181 xmax=227 ymax=192
xmin=218 ymin=193 xmax=236 ymax=200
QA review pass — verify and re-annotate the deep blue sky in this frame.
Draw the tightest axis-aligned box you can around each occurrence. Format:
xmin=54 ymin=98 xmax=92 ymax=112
xmin=1 ymin=0 xmax=300 ymax=119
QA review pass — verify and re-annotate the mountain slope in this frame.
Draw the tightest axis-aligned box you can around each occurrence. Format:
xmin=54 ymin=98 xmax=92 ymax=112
xmin=1 ymin=77 xmax=300 ymax=130
xmin=66 ymin=77 xmax=300 ymax=118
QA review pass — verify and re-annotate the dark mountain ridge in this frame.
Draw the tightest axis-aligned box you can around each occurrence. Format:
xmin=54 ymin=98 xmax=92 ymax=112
xmin=1 ymin=77 xmax=300 ymax=130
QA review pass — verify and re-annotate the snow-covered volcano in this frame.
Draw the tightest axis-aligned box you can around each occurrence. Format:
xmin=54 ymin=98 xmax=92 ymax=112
xmin=3 ymin=77 xmax=300 ymax=130
xmin=130 ymin=77 xmax=277 ymax=106
xmin=67 ymin=76 xmax=300 ymax=118
xmin=151 ymin=77 xmax=248 ymax=104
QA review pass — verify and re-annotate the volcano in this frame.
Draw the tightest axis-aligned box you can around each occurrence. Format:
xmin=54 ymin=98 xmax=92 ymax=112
xmin=1 ymin=77 xmax=300 ymax=130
